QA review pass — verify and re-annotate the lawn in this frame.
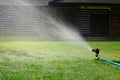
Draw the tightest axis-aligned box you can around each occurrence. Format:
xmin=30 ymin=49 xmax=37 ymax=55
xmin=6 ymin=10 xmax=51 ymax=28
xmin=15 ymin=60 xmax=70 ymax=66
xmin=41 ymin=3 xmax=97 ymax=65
xmin=0 ymin=41 xmax=120 ymax=80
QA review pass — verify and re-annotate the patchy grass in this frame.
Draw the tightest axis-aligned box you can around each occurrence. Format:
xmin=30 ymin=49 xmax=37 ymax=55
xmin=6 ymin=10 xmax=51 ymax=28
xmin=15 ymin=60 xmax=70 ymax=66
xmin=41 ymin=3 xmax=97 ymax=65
xmin=0 ymin=41 xmax=120 ymax=80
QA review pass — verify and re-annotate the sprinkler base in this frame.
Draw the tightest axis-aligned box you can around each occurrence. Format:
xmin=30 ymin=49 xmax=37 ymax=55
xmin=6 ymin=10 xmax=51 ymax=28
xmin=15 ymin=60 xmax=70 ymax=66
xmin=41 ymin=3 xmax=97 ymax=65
xmin=94 ymin=57 xmax=100 ymax=60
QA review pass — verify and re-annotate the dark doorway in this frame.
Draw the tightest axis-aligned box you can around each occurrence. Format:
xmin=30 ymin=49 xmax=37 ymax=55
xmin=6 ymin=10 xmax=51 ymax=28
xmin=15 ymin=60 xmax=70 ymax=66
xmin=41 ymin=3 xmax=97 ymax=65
xmin=63 ymin=13 xmax=75 ymax=26
xmin=91 ymin=14 xmax=110 ymax=37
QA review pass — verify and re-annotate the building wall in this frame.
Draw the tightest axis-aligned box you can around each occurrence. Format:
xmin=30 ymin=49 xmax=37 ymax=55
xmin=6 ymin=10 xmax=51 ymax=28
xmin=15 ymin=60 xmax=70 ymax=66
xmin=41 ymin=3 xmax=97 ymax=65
xmin=49 ymin=4 xmax=110 ymax=38
xmin=55 ymin=0 xmax=120 ymax=3
xmin=0 ymin=0 xmax=51 ymax=6
xmin=49 ymin=0 xmax=120 ymax=40
xmin=110 ymin=7 xmax=120 ymax=39
xmin=0 ymin=1 xmax=120 ymax=40
xmin=0 ymin=5 xmax=45 ymax=40
xmin=0 ymin=0 xmax=53 ymax=40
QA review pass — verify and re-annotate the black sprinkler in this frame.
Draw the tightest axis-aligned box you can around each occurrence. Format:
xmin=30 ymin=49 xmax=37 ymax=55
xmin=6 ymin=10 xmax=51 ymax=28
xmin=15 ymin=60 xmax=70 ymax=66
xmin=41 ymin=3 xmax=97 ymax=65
xmin=91 ymin=48 xmax=120 ymax=70
xmin=92 ymin=48 xmax=100 ymax=59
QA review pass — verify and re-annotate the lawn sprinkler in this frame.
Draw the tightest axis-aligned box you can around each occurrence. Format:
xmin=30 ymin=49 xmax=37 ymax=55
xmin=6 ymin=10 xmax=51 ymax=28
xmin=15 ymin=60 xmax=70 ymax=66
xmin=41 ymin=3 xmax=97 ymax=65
xmin=92 ymin=48 xmax=100 ymax=60
xmin=92 ymin=48 xmax=120 ymax=70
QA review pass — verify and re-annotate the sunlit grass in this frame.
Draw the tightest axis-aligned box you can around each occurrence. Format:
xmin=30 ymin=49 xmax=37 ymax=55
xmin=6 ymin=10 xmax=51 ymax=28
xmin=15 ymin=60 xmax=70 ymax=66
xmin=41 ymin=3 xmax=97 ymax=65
xmin=0 ymin=41 xmax=120 ymax=80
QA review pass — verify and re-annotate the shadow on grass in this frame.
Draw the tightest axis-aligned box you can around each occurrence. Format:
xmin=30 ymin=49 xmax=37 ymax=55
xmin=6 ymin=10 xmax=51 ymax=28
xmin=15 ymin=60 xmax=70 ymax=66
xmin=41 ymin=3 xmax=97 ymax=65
xmin=112 ymin=61 xmax=120 ymax=64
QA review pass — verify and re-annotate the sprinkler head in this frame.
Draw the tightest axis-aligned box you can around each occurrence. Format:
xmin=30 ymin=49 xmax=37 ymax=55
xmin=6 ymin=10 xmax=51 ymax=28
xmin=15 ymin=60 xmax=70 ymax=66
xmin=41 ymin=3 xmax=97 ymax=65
xmin=92 ymin=48 xmax=100 ymax=54
xmin=92 ymin=48 xmax=100 ymax=60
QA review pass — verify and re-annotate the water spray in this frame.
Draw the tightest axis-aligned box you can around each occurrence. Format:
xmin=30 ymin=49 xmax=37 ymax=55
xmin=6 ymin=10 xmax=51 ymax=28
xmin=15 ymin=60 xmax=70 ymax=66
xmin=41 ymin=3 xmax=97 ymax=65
xmin=92 ymin=48 xmax=120 ymax=70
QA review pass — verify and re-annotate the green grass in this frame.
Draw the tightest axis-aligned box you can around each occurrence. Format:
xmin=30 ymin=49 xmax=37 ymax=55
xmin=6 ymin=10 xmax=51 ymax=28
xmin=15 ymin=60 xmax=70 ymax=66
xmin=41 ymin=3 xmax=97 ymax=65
xmin=0 ymin=41 xmax=120 ymax=80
